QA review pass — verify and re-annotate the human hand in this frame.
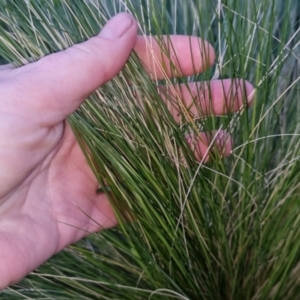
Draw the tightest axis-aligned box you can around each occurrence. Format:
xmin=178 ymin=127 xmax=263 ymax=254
xmin=0 ymin=13 xmax=254 ymax=288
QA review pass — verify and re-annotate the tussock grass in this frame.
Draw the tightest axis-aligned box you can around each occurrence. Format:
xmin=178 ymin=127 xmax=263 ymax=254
xmin=0 ymin=0 xmax=300 ymax=299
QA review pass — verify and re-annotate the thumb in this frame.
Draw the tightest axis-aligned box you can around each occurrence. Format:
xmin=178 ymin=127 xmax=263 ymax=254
xmin=4 ymin=13 xmax=137 ymax=125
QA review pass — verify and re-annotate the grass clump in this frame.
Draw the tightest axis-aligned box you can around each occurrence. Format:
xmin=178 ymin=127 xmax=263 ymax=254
xmin=0 ymin=0 xmax=300 ymax=299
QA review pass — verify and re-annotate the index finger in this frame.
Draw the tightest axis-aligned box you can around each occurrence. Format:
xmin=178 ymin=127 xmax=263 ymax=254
xmin=134 ymin=35 xmax=216 ymax=80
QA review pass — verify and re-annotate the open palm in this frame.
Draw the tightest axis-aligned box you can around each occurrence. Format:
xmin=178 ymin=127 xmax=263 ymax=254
xmin=0 ymin=13 xmax=253 ymax=288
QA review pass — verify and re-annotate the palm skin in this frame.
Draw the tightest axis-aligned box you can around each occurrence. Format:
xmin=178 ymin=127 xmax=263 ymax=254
xmin=0 ymin=13 xmax=254 ymax=288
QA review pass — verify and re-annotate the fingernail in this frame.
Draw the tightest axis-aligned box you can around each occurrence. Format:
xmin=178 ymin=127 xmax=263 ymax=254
xmin=246 ymin=82 xmax=256 ymax=106
xmin=215 ymin=131 xmax=232 ymax=155
xmin=99 ymin=13 xmax=135 ymax=39
xmin=237 ymin=79 xmax=256 ymax=107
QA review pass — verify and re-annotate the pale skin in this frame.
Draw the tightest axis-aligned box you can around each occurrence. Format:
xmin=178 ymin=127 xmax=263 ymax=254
xmin=0 ymin=13 xmax=254 ymax=289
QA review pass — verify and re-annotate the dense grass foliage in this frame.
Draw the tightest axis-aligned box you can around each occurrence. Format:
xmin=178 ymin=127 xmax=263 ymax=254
xmin=0 ymin=0 xmax=300 ymax=299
